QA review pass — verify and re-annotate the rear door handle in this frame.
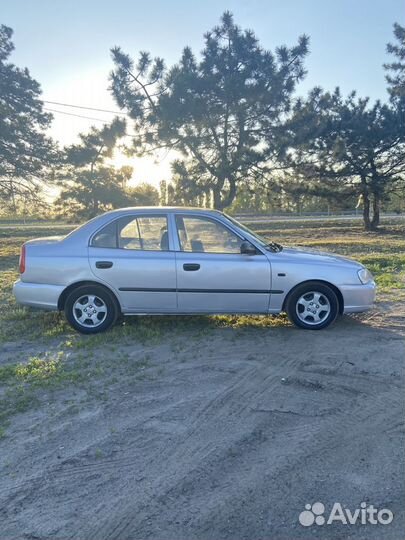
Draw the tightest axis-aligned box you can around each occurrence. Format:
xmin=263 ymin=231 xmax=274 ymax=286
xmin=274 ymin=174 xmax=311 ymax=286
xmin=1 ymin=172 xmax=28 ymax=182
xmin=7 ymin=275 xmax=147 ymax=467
xmin=96 ymin=261 xmax=113 ymax=269
xmin=183 ymin=263 xmax=200 ymax=271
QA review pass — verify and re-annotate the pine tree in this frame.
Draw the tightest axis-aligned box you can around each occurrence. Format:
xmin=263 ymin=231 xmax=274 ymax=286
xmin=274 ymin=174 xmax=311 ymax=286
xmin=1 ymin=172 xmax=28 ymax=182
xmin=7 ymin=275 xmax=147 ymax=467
xmin=384 ymin=23 xmax=405 ymax=102
xmin=109 ymin=11 xmax=308 ymax=210
xmin=56 ymin=118 xmax=131 ymax=219
xmin=286 ymin=88 xmax=404 ymax=230
xmin=0 ymin=25 xmax=56 ymax=211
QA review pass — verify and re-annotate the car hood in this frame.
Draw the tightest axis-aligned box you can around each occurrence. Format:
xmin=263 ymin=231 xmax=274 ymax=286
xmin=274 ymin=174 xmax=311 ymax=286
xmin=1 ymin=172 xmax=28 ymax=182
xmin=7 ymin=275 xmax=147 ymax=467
xmin=276 ymin=246 xmax=363 ymax=268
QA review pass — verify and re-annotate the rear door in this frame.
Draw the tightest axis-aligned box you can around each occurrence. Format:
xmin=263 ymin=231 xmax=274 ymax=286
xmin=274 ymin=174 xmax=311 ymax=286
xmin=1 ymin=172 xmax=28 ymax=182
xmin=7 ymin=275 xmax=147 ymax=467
xmin=89 ymin=213 xmax=177 ymax=312
xmin=173 ymin=213 xmax=271 ymax=313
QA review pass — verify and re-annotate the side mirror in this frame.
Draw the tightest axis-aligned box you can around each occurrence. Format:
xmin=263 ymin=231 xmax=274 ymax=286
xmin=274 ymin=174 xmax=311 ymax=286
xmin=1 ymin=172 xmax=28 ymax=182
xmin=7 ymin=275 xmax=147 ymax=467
xmin=240 ymin=240 xmax=257 ymax=255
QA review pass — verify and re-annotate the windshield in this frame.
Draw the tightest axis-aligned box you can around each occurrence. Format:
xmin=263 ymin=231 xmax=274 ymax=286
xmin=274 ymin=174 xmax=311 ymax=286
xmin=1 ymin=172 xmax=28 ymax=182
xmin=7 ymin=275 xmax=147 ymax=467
xmin=222 ymin=213 xmax=283 ymax=252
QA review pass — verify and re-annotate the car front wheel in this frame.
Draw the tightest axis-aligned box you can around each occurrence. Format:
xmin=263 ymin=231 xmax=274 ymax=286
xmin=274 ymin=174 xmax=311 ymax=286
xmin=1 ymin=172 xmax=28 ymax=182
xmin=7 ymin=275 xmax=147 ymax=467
xmin=64 ymin=285 xmax=119 ymax=334
xmin=286 ymin=282 xmax=339 ymax=330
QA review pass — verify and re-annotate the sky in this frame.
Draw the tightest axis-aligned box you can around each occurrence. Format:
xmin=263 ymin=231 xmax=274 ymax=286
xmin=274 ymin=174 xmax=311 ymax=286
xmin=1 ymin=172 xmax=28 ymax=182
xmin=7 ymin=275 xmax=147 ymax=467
xmin=3 ymin=0 xmax=405 ymax=186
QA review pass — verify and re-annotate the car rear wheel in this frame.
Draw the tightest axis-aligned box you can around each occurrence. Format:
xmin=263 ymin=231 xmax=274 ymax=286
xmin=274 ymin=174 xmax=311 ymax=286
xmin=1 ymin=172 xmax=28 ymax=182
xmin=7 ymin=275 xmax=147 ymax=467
xmin=286 ymin=282 xmax=339 ymax=330
xmin=64 ymin=285 xmax=119 ymax=334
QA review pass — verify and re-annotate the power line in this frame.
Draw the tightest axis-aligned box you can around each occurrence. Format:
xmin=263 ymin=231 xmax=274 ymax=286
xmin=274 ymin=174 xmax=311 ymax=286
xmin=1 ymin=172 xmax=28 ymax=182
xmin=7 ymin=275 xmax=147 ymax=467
xmin=43 ymin=100 xmax=128 ymax=116
xmin=44 ymin=107 xmax=109 ymax=122
xmin=44 ymin=107 xmax=140 ymax=138
xmin=43 ymin=100 xmax=174 ymax=162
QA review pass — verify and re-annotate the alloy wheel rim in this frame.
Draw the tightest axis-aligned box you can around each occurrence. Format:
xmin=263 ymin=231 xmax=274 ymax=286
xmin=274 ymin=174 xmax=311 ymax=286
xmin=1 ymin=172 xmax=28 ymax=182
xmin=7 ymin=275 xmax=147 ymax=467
xmin=296 ymin=291 xmax=331 ymax=326
xmin=73 ymin=294 xmax=107 ymax=328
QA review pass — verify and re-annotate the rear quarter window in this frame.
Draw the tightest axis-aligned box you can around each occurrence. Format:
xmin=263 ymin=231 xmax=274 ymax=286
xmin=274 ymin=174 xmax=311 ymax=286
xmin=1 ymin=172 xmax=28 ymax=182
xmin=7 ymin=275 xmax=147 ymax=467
xmin=91 ymin=221 xmax=117 ymax=248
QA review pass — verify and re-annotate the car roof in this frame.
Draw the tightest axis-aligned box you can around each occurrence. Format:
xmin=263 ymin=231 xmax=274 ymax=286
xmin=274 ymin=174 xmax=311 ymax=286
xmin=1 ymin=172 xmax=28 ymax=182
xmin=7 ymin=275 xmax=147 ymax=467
xmin=103 ymin=206 xmax=223 ymax=215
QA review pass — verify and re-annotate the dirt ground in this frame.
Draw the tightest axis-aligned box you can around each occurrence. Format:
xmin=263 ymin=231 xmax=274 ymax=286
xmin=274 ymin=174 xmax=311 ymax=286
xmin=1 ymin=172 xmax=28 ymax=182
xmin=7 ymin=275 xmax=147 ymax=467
xmin=0 ymin=301 xmax=404 ymax=540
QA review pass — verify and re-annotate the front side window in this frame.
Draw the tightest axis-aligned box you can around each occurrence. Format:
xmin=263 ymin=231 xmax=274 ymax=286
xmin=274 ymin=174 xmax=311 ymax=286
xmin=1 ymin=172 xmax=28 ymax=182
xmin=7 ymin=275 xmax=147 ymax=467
xmin=91 ymin=215 xmax=169 ymax=251
xmin=176 ymin=215 xmax=242 ymax=254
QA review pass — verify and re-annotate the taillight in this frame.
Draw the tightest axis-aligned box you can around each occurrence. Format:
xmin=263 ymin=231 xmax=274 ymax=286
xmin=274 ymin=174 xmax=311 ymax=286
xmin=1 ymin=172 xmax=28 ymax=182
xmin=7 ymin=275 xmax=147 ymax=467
xmin=19 ymin=244 xmax=26 ymax=274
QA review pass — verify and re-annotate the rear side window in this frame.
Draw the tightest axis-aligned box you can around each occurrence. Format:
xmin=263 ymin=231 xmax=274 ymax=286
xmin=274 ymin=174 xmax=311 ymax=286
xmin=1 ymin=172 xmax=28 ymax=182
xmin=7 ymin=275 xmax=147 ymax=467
xmin=118 ymin=216 xmax=168 ymax=250
xmin=91 ymin=215 xmax=169 ymax=251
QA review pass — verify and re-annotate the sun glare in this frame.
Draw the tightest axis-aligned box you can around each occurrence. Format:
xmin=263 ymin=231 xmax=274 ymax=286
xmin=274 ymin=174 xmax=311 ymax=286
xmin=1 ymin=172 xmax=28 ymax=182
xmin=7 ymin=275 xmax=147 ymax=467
xmin=110 ymin=150 xmax=133 ymax=169
xmin=109 ymin=150 xmax=173 ymax=188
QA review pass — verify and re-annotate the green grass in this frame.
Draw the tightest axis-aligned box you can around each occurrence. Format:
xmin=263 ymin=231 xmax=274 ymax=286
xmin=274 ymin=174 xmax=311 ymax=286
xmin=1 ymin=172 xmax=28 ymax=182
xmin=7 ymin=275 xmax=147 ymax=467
xmin=0 ymin=347 xmax=155 ymax=433
xmin=0 ymin=351 xmax=80 ymax=430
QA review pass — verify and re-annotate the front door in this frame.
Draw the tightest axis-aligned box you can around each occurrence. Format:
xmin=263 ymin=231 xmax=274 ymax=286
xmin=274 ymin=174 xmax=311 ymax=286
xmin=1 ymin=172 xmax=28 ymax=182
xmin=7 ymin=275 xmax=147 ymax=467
xmin=89 ymin=214 xmax=176 ymax=312
xmin=174 ymin=214 xmax=271 ymax=313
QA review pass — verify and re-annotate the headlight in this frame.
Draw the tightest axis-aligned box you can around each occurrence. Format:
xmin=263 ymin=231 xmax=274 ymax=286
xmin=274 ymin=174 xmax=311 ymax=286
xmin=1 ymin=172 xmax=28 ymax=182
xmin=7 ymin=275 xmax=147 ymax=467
xmin=358 ymin=267 xmax=373 ymax=284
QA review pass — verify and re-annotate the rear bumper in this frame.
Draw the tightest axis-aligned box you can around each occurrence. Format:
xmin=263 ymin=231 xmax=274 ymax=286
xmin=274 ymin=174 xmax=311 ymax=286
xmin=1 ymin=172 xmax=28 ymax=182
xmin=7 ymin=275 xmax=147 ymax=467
xmin=13 ymin=280 xmax=64 ymax=310
xmin=340 ymin=281 xmax=376 ymax=313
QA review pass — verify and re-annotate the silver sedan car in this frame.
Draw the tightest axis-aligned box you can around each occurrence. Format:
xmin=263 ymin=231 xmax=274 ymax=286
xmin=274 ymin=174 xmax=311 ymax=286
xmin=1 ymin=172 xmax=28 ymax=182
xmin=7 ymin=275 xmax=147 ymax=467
xmin=13 ymin=207 xmax=376 ymax=333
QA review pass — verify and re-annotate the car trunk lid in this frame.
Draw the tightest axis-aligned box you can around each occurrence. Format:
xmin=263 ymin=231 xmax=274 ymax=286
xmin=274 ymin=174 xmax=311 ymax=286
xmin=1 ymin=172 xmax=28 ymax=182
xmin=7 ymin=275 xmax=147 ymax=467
xmin=24 ymin=235 xmax=65 ymax=246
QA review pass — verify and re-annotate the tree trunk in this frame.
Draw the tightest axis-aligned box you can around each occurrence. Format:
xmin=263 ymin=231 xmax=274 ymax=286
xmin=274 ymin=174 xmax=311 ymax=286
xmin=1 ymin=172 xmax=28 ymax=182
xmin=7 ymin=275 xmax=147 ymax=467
xmin=9 ymin=180 xmax=17 ymax=214
xmin=295 ymin=196 xmax=302 ymax=215
xmin=370 ymin=192 xmax=380 ymax=230
xmin=213 ymin=189 xmax=223 ymax=210
xmin=89 ymin=198 xmax=99 ymax=218
xmin=362 ymin=191 xmax=372 ymax=231
xmin=369 ymin=159 xmax=381 ymax=230
xmin=213 ymin=178 xmax=237 ymax=210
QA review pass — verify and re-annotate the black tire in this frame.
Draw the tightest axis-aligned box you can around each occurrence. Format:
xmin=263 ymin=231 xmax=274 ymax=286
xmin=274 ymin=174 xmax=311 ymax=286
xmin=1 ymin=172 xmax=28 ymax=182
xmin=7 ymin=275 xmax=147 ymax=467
xmin=285 ymin=281 xmax=339 ymax=330
xmin=64 ymin=284 xmax=119 ymax=334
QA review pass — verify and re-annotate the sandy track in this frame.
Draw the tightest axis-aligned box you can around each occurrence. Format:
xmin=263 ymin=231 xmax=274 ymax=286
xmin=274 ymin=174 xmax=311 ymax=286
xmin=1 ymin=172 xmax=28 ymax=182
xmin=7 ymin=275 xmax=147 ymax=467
xmin=1 ymin=303 xmax=404 ymax=540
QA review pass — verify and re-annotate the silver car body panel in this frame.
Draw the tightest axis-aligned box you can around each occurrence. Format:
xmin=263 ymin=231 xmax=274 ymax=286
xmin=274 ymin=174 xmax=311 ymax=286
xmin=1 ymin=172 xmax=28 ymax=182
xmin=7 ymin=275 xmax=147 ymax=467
xmin=89 ymin=246 xmax=177 ymax=311
xmin=171 ymin=211 xmax=272 ymax=313
xmin=13 ymin=281 xmax=65 ymax=310
xmin=175 ymin=251 xmax=271 ymax=313
xmin=13 ymin=207 xmax=376 ymax=315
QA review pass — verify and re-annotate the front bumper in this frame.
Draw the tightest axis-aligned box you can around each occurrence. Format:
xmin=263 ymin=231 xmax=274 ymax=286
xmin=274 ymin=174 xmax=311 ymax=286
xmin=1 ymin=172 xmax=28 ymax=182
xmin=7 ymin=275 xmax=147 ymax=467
xmin=340 ymin=281 xmax=376 ymax=313
xmin=13 ymin=280 xmax=64 ymax=310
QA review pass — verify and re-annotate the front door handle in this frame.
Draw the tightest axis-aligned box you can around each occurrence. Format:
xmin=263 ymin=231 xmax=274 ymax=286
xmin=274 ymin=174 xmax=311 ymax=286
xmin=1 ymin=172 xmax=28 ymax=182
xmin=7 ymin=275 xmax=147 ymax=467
xmin=183 ymin=263 xmax=200 ymax=271
xmin=96 ymin=261 xmax=113 ymax=269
